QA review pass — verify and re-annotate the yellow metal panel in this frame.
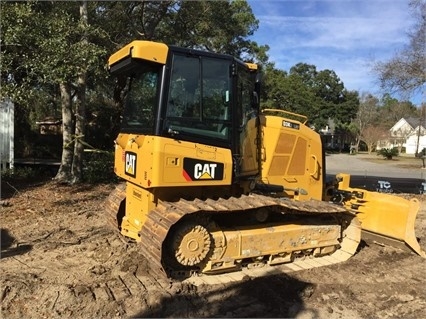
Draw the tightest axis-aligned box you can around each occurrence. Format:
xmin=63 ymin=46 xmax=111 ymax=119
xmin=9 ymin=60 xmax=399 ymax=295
xmin=245 ymin=62 xmax=258 ymax=70
xmin=274 ymin=133 xmax=296 ymax=153
xmin=260 ymin=114 xmax=323 ymax=200
xmin=108 ymin=40 xmax=169 ymax=66
xmin=240 ymin=117 xmax=258 ymax=175
xmin=161 ymin=142 xmax=232 ymax=186
xmin=268 ymin=156 xmax=290 ymax=176
xmin=288 ymin=137 xmax=307 ymax=175
xmin=120 ymin=182 xmax=156 ymax=241
xmin=114 ymin=134 xmax=232 ymax=188
xmin=114 ymin=134 xmax=154 ymax=188
xmin=208 ymin=223 xmax=341 ymax=264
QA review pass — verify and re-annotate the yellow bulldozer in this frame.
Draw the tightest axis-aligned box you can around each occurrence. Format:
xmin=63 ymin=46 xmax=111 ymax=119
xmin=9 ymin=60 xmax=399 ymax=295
xmin=106 ymin=40 xmax=425 ymax=283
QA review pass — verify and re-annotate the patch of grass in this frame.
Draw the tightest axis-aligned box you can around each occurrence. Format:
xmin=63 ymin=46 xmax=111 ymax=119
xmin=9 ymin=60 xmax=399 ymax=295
xmin=358 ymin=153 xmax=423 ymax=168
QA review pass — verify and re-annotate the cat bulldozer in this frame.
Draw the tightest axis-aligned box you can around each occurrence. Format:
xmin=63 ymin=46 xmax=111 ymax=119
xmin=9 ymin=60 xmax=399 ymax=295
xmin=106 ymin=40 xmax=425 ymax=283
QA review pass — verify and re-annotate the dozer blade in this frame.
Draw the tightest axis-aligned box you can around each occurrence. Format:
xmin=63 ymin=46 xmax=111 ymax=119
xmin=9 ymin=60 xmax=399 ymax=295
xmin=337 ymin=174 xmax=425 ymax=257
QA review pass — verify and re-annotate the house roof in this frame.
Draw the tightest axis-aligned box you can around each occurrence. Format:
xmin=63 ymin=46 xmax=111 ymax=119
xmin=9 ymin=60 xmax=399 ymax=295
xmin=405 ymin=117 xmax=422 ymax=128
xmin=390 ymin=117 xmax=424 ymax=132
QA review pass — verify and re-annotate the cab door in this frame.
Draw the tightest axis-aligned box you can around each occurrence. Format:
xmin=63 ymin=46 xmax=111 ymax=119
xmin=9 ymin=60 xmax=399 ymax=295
xmin=233 ymin=63 xmax=259 ymax=178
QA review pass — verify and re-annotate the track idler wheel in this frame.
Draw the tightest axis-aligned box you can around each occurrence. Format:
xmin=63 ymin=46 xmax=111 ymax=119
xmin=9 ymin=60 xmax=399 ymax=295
xmin=172 ymin=223 xmax=211 ymax=266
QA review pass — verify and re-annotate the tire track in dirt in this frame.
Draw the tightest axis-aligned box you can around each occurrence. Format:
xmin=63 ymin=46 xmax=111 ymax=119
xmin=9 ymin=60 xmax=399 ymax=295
xmin=1 ymin=182 xmax=425 ymax=318
xmin=1 ymin=231 xmax=174 ymax=318
xmin=0 ymin=183 xmax=175 ymax=318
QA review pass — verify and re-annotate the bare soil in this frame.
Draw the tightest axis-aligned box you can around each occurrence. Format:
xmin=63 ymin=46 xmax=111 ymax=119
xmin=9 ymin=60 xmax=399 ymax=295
xmin=1 ymin=181 xmax=425 ymax=319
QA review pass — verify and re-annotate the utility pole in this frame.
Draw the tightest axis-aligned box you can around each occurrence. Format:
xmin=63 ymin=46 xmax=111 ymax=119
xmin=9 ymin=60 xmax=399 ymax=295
xmin=415 ymin=104 xmax=425 ymax=157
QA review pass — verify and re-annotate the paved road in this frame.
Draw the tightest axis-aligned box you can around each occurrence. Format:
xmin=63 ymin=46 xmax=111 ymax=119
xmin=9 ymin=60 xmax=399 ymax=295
xmin=325 ymin=153 xmax=426 ymax=194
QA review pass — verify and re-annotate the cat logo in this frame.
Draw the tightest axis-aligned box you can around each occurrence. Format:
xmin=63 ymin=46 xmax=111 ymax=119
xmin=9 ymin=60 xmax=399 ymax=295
xmin=124 ymin=151 xmax=137 ymax=177
xmin=194 ymin=163 xmax=217 ymax=179
xmin=183 ymin=158 xmax=224 ymax=181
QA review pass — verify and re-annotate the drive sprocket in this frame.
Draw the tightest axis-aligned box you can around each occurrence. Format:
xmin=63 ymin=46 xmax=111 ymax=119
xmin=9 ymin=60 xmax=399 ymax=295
xmin=171 ymin=223 xmax=211 ymax=266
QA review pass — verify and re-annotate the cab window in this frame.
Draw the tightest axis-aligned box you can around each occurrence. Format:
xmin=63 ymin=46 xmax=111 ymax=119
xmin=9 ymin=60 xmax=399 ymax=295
xmin=165 ymin=54 xmax=231 ymax=141
xmin=120 ymin=64 xmax=161 ymax=134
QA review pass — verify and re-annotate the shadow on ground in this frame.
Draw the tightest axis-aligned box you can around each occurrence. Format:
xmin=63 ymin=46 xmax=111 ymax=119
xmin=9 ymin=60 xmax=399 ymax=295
xmin=131 ymin=273 xmax=317 ymax=318
xmin=0 ymin=228 xmax=32 ymax=259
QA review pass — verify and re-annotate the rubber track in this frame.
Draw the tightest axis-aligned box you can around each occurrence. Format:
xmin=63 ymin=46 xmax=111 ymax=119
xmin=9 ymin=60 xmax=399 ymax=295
xmin=138 ymin=194 xmax=362 ymax=285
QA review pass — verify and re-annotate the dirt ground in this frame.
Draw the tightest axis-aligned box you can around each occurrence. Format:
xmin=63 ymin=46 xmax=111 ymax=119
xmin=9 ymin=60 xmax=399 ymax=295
xmin=1 ymin=180 xmax=425 ymax=319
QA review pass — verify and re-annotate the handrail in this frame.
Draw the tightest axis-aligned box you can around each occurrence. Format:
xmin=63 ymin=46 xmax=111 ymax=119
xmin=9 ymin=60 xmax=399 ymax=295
xmin=261 ymin=108 xmax=308 ymax=124
xmin=310 ymin=155 xmax=319 ymax=178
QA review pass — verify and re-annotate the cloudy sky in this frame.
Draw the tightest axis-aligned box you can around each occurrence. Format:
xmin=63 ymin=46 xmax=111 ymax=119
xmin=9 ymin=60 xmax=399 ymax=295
xmin=247 ymin=0 xmax=421 ymax=104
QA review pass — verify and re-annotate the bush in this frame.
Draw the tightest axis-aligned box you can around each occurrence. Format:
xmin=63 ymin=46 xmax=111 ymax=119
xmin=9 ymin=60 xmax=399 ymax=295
xmin=1 ymin=167 xmax=34 ymax=180
xmin=83 ymin=151 xmax=119 ymax=184
xmin=1 ymin=166 xmax=54 ymax=182
xmin=377 ymin=148 xmax=399 ymax=160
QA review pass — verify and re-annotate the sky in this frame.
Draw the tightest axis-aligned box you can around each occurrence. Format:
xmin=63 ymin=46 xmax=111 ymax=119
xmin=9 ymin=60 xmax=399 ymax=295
xmin=247 ymin=0 xmax=422 ymax=105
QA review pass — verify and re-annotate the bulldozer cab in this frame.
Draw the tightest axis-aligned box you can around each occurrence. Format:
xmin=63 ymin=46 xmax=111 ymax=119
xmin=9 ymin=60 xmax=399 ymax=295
xmin=109 ymin=41 xmax=260 ymax=181
xmin=164 ymin=52 xmax=232 ymax=142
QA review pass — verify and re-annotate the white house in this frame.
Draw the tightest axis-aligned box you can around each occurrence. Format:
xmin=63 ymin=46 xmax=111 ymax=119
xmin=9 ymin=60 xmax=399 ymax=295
xmin=406 ymin=125 xmax=426 ymax=154
xmin=377 ymin=117 xmax=426 ymax=155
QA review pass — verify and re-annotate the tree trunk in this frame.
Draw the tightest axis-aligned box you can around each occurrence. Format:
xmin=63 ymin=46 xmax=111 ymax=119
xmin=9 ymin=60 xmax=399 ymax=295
xmin=55 ymin=82 xmax=74 ymax=183
xmin=71 ymin=74 xmax=86 ymax=183
xmin=355 ymin=135 xmax=361 ymax=152
xmin=71 ymin=0 xmax=88 ymax=184
xmin=367 ymin=142 xmax=374 ymax=154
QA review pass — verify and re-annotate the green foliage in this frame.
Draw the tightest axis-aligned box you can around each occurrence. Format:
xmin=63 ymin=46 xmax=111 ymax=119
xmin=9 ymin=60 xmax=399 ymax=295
xmin=377 ymin=148 xmax=399 ymax=160
xmin=165 ymin=0 xmax=265 ymax=60
xmin=1 ymin=166 xmax=54 ymax=181
xmin=1 ymin=0 xmax=267 ymax=146
xmin=262 ymin=62 xmax=359 ymax=130
xmin=1 ymin=167 xmax=32 ymax=180
xmin=85 ymin=93 xmax=122 ymax=150
xmin=378 ymin=93 xmax=419 ymax=128
xmin=1 ymin=0 xmax=271 ymax=184
xmin=82 ymin=151 xmax=118 ymax=184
